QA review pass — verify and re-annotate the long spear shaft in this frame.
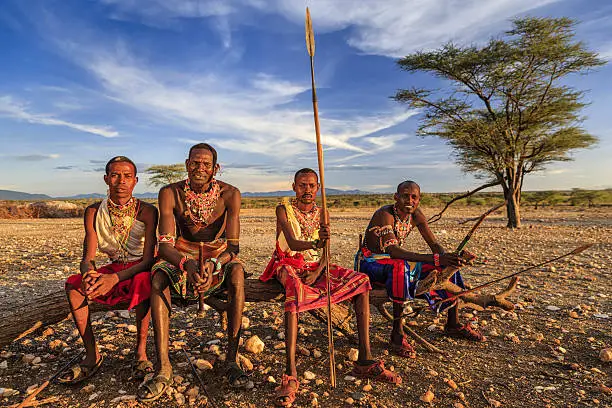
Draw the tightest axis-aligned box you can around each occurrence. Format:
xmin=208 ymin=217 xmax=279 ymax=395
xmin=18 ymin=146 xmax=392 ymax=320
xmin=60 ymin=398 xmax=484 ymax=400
xmin=456 ymin=201 xmax=506 ymax=253
xmin=305 ymin=7 xmax=336 ymax=388
xmin=437 ymin=243 xmax=593 ymax=306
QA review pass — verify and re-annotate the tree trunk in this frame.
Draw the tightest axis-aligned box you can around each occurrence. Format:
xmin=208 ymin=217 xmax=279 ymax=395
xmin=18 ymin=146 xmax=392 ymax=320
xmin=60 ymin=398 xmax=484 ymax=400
xmin=502 ymin=168 xmax=522 ymax=229
xmin=0 ymin=279 xmax=390 ymax=348
xmin=506 ymin=191 xmax=521 ymax=228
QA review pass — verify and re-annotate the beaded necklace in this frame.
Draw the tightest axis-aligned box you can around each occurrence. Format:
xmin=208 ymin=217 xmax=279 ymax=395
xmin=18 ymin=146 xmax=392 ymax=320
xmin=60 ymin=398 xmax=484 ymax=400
xmin=291 ymin=199 xmax=320 ymax=240
xmin=107 ymin=197 xmax=140 ymax=261
xmin=392 ymin=204 xmax=412 ymax=245
xmin=184 ymin=179 xmax=221 ymax=229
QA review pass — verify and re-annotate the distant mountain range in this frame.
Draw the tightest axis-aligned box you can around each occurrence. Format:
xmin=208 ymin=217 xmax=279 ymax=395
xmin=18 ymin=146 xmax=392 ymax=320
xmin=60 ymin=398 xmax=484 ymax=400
xmin=0 ymin=188 xmax=374 ymax=200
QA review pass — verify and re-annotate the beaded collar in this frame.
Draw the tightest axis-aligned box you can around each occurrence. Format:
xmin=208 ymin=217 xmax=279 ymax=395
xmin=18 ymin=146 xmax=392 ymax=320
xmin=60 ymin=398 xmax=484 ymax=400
xmin=392 ymin=204 xmax=412 ymax=245
xmin=107 ymin=197 xmax=140 ymax=261
xmin=291 ymin=199 xmax=320 ymax=240
xmin=184 ymin=179 xmax=221 ymax=229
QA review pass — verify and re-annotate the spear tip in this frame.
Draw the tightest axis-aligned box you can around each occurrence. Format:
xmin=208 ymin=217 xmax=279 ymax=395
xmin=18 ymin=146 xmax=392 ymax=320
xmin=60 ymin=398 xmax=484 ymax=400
xmin=305 ymin=7 xmax=315 ymax=57
xmin=571 ymin=243 xmax=594 ymax=255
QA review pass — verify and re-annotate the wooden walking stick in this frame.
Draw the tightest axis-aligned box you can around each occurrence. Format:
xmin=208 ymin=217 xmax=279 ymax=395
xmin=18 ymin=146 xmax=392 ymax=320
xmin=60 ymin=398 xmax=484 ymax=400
xmin=305 ymin=7 xmax=336 ymax=388
xmin=198 ymin=242 xmax=206 ymax=315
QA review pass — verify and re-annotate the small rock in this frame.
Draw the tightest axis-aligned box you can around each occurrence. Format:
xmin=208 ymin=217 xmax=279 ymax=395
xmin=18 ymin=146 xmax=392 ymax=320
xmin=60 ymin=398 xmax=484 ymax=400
xmin=42 ymin=328 xmax=54 ymax=336
xmin=546 ymin=305 xmax=560 ymax=311
xmin=88 ymin=392 xmax=99 ymax=401
xmin=175 ymin=392 xmax=186 ymax=405
xmin=242 ymin=316 xmax=250 ymax=330
xmin=420 ymin=389 xmax=435 ymax=403
xmin=599 ymin=348 xmax=612 ymax=362
xmin=345 ymin=397 xmax=355 ymax=405
xmin=313 ymin=350 xmax=322 ymax=358
xmin=363 ymin=383 xmax=372 ymax=392
xmin=244 ymin=335 xmax=265 ymax=354
xmin=344 ymin=375 xmax=356 ymax=382
xmin=22 ymin=354 xmax=36 ymax=364
xmin=0 ymin=388 xmax=19 ymax=397
xmin=347 ymin=348 xmax=359 ymax=362
xmin=267 ymin=376 xmax=276 ymax=383
xmin=81 ymin=384 xmax=95 ymax=393
xmin=185 ymin=386 xmax=199 ymax=397
xmin=351 ymin=392 xmax=365 ymax=401
xmin=127 ymin=325 xmax=137 ymax=333
xmin=238 ymin=355 xmax=253 ymax=371
xmin=304 ymin=371 xmax=316 ymax=380
xmin=118 ymin=310 xmax=130 ymax=319
xmin=0 ymin=361 xmax=8 ymax=369
xmin=195 ymin=359 xmax=213 ymax=370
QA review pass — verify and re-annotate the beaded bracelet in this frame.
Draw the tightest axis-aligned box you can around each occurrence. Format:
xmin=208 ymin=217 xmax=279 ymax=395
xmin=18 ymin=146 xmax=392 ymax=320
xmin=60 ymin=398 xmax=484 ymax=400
xmin=207 ymin=257 xmax=222 ymax=272
xmin=433 ymin=253 xmax=440 ymax=267
xmin=179 ymin=255 xmax=190 ymax=273
xmin=158 ymin=234 xmax=176 ymax=245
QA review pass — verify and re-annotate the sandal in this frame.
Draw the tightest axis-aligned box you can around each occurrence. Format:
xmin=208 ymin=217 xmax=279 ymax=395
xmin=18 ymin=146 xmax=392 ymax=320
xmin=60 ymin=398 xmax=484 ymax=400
xmin=131 ymin=360 xmax=154 ymax=381
xmin=389 ymin=336 xmax=417 ymax=359
xmin=444 ymin=323 xmax=486 ymax=342
xmin=58 ymin=355 xmax=104 ymax=385
xmin=274 ymin=374 xmax=299 ymax=407
xmin=137 ymin=374 xmax=173 ymax=402
xmin=352 ymin=360 xmax=402 ymax=385
xmin=226 ymin=362 xmax=249 ymax=388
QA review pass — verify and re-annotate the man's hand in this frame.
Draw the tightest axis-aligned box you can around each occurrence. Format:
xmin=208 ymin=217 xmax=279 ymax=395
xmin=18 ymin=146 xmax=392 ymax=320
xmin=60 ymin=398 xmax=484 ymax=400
xmin=185 ymin=259 xmax=213 ymax=294
xmin=459 ymin=249 xmax=477 ymax=265
xmin=439 ymin=253 xmax=466 ymax=267
xmin=317 ymin=224 xmax=331 ymax=248
xmin=85 ymin=273 xmax=119 ymax=299
xmin=80 ymin=270 xmax=97 ymax=292
xmin=301 ymin=268 xmax=323 ymax=286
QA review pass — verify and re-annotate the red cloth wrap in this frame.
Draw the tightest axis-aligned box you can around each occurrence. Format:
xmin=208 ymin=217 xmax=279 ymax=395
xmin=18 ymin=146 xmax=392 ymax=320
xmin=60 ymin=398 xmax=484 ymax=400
xmin=66 ymin=260 xmax=151 ymax=311
xmin=261 ymin=243 xmax=371 ymax=313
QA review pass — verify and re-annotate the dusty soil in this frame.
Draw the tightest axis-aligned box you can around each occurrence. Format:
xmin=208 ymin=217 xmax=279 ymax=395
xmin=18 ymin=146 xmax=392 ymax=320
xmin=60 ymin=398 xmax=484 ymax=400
xmin=0 ymin=206 xmax=610 ymax=407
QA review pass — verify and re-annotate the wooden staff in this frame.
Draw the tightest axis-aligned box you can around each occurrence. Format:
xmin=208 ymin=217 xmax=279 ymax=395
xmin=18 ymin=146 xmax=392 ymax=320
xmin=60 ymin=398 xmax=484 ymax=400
xmin=16 ymin=351 xmax=84 ymax=408
xmin=198 ymin=242 xmax=206 ymax=313
xmin=455 ymin=201 xmax=506 ymax=254
xmin=436 ymin=243 xmax=594 ymax=307
xmin=305 ymin=7 xmax=336 ymax=388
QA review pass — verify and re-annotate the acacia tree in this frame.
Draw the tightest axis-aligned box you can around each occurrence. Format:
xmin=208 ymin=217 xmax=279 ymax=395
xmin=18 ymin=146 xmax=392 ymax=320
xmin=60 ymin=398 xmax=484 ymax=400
xmin=394 ymin=17 xmax=604 ymax=228
xmin=146 ymin=164 xmax=186 ymax=188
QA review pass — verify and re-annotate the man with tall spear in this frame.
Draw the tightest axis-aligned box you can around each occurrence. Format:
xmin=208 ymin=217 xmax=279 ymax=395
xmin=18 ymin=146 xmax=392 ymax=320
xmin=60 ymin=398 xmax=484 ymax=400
xmin=260 ymin=169 xmax=402 ymax=407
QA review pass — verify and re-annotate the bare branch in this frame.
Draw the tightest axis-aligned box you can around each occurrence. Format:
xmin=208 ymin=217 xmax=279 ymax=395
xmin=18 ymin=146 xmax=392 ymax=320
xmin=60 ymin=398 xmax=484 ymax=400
xmin=428 ymin=180 xmax=502 ymax=223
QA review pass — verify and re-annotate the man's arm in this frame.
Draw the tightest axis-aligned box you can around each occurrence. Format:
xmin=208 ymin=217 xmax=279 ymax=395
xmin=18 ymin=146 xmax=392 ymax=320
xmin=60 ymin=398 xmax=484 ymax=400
xmin=218 ymin=186 xmax=240 ymax=265
xmin=80 ymin=204 xmax=99 ymax=275
xmin=276 ymin=205 xmax=325 ymax=252
xmin=412 ymin=208 xmax=445 ymax=255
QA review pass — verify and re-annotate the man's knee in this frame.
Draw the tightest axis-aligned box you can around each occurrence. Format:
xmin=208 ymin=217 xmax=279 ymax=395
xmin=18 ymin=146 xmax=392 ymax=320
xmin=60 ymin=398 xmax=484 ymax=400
xmin=226 ymin=264 xmax=245 ymax=288
xmin=151 ymin=270 xmax=169 ymax=292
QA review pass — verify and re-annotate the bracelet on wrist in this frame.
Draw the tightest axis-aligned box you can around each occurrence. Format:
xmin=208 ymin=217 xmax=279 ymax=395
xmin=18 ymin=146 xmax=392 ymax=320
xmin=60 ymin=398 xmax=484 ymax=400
xmin=179 ymin=256 xmax=190 ymax=273
xmin=207 ymin=257 xmax=222 ymax=272
xmin=433 ymin=253 xmax=440 ymax=267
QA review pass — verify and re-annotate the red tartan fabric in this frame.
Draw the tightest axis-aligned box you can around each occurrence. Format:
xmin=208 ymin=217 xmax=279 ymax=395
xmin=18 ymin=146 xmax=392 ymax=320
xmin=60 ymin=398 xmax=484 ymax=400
xmin=261 ymin=243 xmax=371 ymax=313
xmin=66 ymin=260 xmax=151 ymax=310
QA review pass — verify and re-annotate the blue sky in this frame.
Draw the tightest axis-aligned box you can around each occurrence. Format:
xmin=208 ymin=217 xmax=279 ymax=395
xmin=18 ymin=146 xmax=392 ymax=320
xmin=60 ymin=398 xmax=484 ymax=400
xmin=1 ymin=0 xmax=611 ymax=196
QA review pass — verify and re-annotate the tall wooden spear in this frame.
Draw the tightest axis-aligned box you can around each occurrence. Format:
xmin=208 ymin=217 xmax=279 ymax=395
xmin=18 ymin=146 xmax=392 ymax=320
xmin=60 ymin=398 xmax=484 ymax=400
xmin=305 ymin=7 xmax=336 ymax=388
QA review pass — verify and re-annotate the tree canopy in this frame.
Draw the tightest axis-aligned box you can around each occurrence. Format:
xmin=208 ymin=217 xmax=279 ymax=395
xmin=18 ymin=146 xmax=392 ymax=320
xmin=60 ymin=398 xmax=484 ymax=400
xmin=145 ymin=164 xmax=186 ymax=188
xmin=394 ymin=17 xmax=605 ymax=227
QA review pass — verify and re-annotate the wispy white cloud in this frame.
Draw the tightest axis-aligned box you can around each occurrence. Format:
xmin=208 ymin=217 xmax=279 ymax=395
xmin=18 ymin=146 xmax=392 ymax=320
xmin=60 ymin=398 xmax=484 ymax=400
xmin=97 ymin=0 xmax=560 ymax=57
xmin=64 ymin=43 xmax=413 ymax=157
xmin=12 ymin=154 xmax=60 ymax=161
xmin=0 ymin=95 xmax=118 ymax=138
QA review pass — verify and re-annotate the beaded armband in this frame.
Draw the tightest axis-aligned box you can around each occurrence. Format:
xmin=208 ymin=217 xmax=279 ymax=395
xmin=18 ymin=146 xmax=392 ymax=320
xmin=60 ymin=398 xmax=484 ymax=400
xmin=158 ymin=234 xmax=176 ymax=245
xmin=368 ymin=225 xmax=394 ymax=237
xmin=381 ymin=237 xmax=399 ymax=252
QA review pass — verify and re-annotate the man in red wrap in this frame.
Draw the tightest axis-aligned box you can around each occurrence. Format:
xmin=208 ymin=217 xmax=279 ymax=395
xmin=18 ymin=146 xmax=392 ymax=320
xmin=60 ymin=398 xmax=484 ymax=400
xmin=261 ymin=168 xmax=401 ymax=407
xmin=61 ymin=156 xmax=158 ymax=384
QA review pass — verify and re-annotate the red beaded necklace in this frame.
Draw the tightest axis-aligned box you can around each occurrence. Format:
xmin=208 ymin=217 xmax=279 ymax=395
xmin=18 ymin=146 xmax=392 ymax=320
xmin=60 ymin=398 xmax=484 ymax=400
xmin=184 ymin=179 xmax=220 ymax=229
xmin=393 ymin=204 xmax=412 ymax=245
xmin=291 ymin=199 xmax=320 ymax=240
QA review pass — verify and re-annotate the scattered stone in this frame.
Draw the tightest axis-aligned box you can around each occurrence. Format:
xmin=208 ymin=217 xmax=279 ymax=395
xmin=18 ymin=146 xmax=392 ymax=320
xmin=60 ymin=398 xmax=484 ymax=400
xmin=303 ymin=371 xmax=316 ymax=380
xmin=81 ymin=384 xmax=95 ymax=393
xmin=185 ymin=386 xmax=199 ymax=397
xmin=345 ymin=397 xmax=355 ymax=405
xmin=313 ymin=349 xmax=322 ymax=358
xmin=344 ymin=375 xmax=356 ymax=382
xmin=0 ymin=361 xmax=7 ymax=369
xmin=195 ymin=359 xmax=213 ymax=370
xmin=347 ymin=348 xmax=359 ymax=362
xmin=118 ymin=310 xmax=130 ymax=319
xmin=244 ymin=335 xmax=265 ymax=354
xmin=22 ymin=354 xmax=36 ymax=364
xmin=363 ymin=383 xmax=372 ymax=392
xmin=599 ymin=348 xmax=612 ymax=362
xmin=545 ymin=306 xmax=560 ymax=312
xmin=242 ymin=316 xmax=250 ymax=329
xmin=238 ymin=354 xmax=253 ymax=371
xmin=420 ymin=389 xmax=435 ymax=403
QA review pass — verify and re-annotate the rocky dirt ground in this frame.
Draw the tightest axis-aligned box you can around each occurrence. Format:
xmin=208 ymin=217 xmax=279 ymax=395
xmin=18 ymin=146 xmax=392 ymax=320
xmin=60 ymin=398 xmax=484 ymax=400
xmin=0 ymin=206 xmax=610 ymax=407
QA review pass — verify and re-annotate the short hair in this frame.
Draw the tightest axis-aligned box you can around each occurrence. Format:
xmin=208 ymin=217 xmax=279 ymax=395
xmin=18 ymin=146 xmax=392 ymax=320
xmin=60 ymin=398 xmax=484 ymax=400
xmin=105 ymin=156 xmax=137 ymax=175
xmin=188 ymin=143 xmax=218 ymax=166
xmin=396 ymin=180 xmax=420 ymax=193
xmin=294 ymin=168 xmax=318 ymax=183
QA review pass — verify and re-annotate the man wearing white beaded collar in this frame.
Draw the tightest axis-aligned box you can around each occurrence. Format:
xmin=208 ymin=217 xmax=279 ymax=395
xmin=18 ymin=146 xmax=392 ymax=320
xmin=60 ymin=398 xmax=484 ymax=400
xmin=62 ymin=156 xmax=158 ymax=385
xmin=140 ymin=143 xmax=247 ymax=402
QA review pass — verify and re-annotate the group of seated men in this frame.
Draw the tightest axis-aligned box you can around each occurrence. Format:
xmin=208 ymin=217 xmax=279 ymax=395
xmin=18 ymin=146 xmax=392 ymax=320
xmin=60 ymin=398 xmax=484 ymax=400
xmin=59 ymin=143 xmax=516 ymax=406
